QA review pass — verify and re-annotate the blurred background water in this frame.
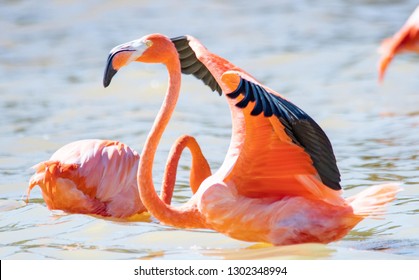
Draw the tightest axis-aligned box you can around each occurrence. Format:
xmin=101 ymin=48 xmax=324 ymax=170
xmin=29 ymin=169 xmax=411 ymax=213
xmin=0 ymin=0 xmax=418 ymax=259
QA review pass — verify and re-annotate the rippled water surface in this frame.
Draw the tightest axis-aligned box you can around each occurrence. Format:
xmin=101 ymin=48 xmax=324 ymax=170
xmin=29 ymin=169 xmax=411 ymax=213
xmin=1 ymin=0 xmax=418 ymax=260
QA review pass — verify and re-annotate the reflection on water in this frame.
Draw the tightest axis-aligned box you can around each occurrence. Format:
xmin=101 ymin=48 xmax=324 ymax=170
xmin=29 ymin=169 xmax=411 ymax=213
xmin=0 ymin=0 xmax=418 ymax=259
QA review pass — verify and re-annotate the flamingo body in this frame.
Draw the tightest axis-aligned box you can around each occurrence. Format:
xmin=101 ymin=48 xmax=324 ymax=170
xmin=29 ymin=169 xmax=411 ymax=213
xmin=198 ymin=180 xmax=398 ymax=244
xmin=379 ymin=5 xmax=419 ymax=81
xmin=28 ymin=136 xmax=211 ymax=219
xmin=28 ymin=139 xmax=144 ymax=218
xmin=104 ymin=34 xmax=400 ymax=245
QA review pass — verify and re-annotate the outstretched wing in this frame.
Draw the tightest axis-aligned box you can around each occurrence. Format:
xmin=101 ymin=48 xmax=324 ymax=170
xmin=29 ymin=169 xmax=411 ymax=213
xmin=171 ymin=36 xmax=342 ymax=198
xmin=171 ymin=36 xmax=222 ymax=95
xmin=227 ymin=77 xmax=341 ymax=191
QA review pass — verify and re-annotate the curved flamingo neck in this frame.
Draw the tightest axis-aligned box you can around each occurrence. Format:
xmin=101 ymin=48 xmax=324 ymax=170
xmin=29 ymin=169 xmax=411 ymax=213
xmin=137 ymin=51 xmax=207 ymax=228
xmin=160 ymin=135 xmax=212 ymax=204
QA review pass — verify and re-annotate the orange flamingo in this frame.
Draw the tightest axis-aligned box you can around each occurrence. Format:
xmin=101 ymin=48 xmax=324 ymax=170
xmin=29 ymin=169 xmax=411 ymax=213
xmin=104 ymin=34 xmax=401 ymax=245
xmin=379 ymin=5 xmax=419 ymax=81
xmin=27 ymin=136 xmax=210 ymax=219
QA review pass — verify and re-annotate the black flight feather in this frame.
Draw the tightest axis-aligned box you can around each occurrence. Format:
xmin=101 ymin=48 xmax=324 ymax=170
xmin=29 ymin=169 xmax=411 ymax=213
xmin=171 ymin=36 xmax=222 ymax=95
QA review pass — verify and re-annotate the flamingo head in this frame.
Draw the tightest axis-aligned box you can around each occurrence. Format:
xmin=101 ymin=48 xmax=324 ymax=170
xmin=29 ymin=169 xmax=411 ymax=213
xmin=103 ymin=33 xmax=175 ymax=87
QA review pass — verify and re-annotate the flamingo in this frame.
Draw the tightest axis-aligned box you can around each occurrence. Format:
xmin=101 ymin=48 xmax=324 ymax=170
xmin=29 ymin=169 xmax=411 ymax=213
xmin=379 ymin=5 xmax=419 ymax=81
xmin=104 ymin=34 xmax=401 ymax=245
xmin=27 ymin=136 xmax=211 ymax=219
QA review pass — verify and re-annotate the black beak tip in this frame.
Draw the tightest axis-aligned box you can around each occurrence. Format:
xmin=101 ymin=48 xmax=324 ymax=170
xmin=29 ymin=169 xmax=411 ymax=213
xmin=103 ymin=53 xmax=118 ymax=88
xmin=103 ymin=67 xmax=117 ymax=88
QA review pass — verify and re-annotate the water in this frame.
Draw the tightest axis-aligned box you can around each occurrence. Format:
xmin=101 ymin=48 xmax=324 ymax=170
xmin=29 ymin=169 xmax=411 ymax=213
xmin=1 ymin=0 xmax=418 ymax=260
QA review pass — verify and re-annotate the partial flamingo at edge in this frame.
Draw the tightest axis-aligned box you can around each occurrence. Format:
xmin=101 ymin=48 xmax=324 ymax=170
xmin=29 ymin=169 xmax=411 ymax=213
xmin=378 ymin=5 xmax=419 ymax=81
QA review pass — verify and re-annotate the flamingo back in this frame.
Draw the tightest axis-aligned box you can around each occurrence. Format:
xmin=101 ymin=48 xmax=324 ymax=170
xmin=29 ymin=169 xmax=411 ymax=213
xmin=28 ymin=139 xmax=145 ymax=218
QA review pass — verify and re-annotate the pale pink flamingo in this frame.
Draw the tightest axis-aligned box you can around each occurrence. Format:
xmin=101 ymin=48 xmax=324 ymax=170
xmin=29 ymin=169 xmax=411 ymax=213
xmin=27 ymin=136 xmax=210 ymax=219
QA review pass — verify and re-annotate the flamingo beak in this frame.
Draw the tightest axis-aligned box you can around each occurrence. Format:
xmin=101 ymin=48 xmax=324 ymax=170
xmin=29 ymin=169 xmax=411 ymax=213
xmin=103 ymin=52 xmax=119 ymax=88
xmin=103 ymin=39 xmax=150 ymax=88
xmin=103 ymin=48 xmax=136 ymax=88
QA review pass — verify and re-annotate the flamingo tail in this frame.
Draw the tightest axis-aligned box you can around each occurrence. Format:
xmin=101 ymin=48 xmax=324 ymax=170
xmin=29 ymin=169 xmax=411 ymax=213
xmin=347 ymin=183 xmax=402 ymax=218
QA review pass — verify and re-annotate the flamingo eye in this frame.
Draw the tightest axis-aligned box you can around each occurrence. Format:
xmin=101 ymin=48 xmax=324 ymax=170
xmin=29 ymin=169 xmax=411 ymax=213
xmin=145 ymin=40 xmax=153 ymax=47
